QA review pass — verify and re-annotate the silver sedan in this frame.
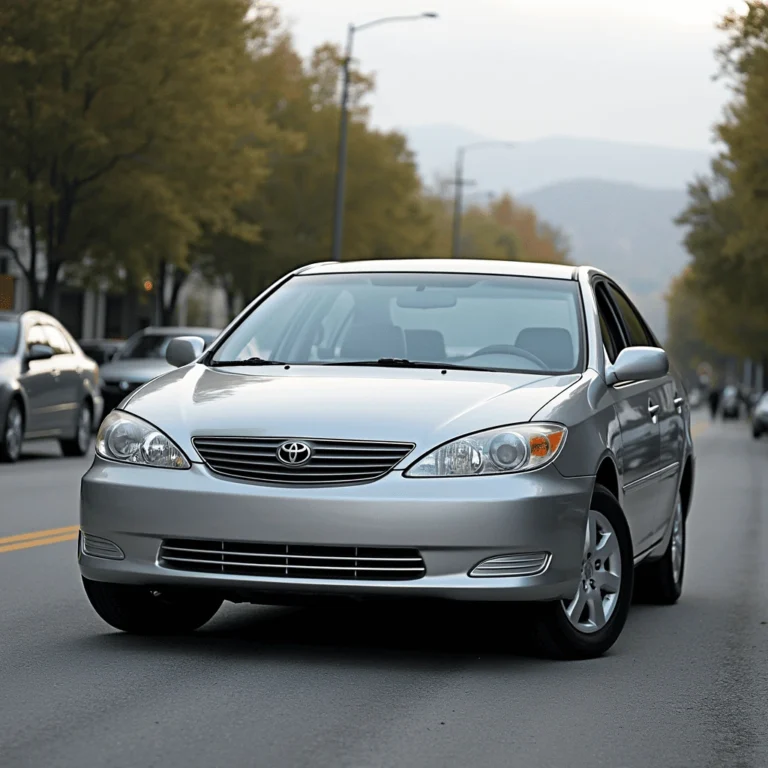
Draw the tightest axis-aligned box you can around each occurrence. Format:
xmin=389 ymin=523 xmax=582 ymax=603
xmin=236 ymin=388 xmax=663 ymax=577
xmin=79 ymin=259 xmax=694 ymax=659
xmin=1 ymin=310 xmax=103 ymax=462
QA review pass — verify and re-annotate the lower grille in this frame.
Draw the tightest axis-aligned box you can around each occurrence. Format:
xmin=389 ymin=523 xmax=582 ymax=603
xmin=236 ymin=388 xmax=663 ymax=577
xmin=469 ymin=552 xmax=551 ymax=578
xmin=159 ymin=539 xmax=426 ymax=581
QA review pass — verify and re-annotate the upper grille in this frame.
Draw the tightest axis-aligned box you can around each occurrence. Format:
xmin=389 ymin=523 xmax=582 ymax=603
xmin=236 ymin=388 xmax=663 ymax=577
xmin=159 ymin=539 xmax=426 ymax=581
xmin=192 ymin=436 xmax=415 ymax=485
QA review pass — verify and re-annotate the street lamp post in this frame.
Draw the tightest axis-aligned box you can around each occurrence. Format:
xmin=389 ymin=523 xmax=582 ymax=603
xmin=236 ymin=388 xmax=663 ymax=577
xmin=330 ymin=13 xmax=438 ymax=262
xmin=450 ymin=141 xmax=515 ymax=258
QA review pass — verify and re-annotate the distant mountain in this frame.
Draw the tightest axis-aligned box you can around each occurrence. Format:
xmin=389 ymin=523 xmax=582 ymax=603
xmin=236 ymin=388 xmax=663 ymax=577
xmin=520 ymin=180 xmax=690 ymax=339
xmin=404 ymin=124 xmax=713 ymax=194
xmin=402 ymin=125 xmax=707 ymax=340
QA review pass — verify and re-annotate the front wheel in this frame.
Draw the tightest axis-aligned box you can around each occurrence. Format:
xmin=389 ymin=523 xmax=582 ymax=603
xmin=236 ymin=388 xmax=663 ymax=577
xmin=82 ymin=578 xmax=223 ymax=635
xmin=60 ymin=401 xmax=92 ymax=457
xmin=0 ymin=399 xmax=24 ymax=463
xmin=753 ymin=424 xmax=763 ymax=439
xmin=531 ymin=484 xmax=634 ymax=660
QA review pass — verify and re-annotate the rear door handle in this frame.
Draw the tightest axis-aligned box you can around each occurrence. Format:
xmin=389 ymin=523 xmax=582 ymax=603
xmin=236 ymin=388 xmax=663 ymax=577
xmin=673 ymin=396 xmax=684 ymax=410
xmin=648 ymin=402 xmax=660 ymax=416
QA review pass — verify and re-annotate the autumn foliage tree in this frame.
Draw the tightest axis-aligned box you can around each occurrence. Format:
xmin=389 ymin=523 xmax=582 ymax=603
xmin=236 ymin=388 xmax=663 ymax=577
xmin=673 ymin=1 xmax=768 ymax=369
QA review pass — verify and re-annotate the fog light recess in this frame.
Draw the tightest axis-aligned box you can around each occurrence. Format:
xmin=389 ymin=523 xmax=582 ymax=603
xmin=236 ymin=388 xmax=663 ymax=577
xmin=469 ymin=552 xmax=551 ymax=578
xmin=81 ymin=532 xmax=125 ymax=560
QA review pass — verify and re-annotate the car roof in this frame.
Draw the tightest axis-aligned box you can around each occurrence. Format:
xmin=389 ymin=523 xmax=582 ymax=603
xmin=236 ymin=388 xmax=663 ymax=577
xmin=136 ymin=326 xmax=220 ymax=336
xmin=295 ymin=258 xmax=584 ymax=280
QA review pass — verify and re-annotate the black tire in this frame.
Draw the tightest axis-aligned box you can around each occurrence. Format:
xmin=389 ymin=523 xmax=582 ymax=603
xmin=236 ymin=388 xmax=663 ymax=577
xmin=60 ymin=401 xmax=92 ymax=457
xmin=82 ymin=578 xmax=223 ymax=635
xmin=530 ymin=484 xmax=634 ymax=660
xmin=0 ymin=399 xmax=24 ymax=463
xmin=753 ymin=425 xmax=763 ymax=439
xmin=634 ymin=493 xmax=685 ymax=605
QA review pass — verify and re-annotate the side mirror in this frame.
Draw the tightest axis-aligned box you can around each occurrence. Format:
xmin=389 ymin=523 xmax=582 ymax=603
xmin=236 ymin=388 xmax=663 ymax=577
xmin=606 ymin=346 xmax=668 ymax=386
xmin=27 ymin=343 xmax=55 ymax=361
xmin=166 ymin=336 xmax=205 ymax=368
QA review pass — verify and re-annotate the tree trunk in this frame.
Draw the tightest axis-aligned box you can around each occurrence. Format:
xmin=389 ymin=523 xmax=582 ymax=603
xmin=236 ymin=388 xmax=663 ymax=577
xmin=164 ymin=266 xmax=188 ymax=325
xmin=41 ymin=258 xmax=62 ymax=313
xmin=25 ymin=203 xmax=40 ymax=309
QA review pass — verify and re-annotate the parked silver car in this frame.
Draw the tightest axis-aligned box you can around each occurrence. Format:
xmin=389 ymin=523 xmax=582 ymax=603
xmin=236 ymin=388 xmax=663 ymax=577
xmin=98 ymin=326 xmax=220 ymax=415
xmin=0 ymin=310 xmax=103 ymax=462
xmin=79 ymin=260 xmax=694 ymax=659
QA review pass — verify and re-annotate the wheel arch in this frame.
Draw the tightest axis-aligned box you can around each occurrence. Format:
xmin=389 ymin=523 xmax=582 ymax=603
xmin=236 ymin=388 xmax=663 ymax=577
xmin=594 ymin=455 xmax=620 ymax=501
xmin=679 ymin=457 xmax=694 ymax=519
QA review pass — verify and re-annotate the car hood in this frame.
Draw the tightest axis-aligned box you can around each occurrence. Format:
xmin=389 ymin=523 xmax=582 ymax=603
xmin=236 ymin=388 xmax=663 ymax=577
xmin=123 ymin=364 xmax=581 ymax=461
xmin=99 ymin=358 xmax=173 ymax=384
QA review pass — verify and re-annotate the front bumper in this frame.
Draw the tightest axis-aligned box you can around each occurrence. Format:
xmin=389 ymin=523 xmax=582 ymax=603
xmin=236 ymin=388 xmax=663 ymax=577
xmin=79 ymin=458 xmax=594 ymax=603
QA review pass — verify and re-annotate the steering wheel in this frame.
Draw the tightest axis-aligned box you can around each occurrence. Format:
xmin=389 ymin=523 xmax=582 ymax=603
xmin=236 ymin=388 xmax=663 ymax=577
xmin=465 ymin=344 xmax=548 ymax=369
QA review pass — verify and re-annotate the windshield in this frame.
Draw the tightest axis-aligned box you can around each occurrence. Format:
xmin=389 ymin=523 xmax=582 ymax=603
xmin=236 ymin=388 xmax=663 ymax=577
xmin=212 ymin=273 xmax=584 ymax=374
xmin=117 ymin=332 xmax=217 ymax=361
xmin=0 ymin=320 xmax=20 ymax=355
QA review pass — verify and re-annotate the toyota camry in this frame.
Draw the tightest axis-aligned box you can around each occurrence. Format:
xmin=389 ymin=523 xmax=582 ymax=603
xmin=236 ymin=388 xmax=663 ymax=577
xmin=78 ymin=259 xmax=694 ymax=659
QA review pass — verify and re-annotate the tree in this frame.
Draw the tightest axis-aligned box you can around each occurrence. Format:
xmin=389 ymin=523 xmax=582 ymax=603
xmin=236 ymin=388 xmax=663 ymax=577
xmin=674 ymin=2 xmax=768 ymax=364
xmin=206 ymin=38 xmax=435 ymax=307
xmin=422 ymin=191 xmax=570 ymax=264
xmin=0 ymin=0 xmax=283 ymax=312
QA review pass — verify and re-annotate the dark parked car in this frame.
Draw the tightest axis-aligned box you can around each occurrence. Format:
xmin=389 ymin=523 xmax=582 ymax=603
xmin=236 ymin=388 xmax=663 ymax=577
xmin=0 ymin=311 xmax=103 ymax=462
xmin=752 ymin=392 xmax=768 ymax=438
xmin=78 ymin=338 xmax=125 ymax=365
xmin=98 ymin=326 xmax=220 ymax=414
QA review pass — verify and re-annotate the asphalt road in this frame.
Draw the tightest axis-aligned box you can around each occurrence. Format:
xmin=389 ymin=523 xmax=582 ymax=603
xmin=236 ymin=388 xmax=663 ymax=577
xmin=1 ymin=417 xmax=767 ymax=768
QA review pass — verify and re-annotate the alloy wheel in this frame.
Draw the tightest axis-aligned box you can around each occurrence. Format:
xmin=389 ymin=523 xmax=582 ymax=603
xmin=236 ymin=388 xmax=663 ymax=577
xmin=562 ymin=508 xmax=622 ymax=634
xmin=5 ymin=403 xmax=23 ymax=461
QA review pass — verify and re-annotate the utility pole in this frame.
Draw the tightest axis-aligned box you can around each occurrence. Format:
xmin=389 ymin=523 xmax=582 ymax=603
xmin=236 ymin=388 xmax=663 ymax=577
xmin=450 ymin=141 xmax=516 ymax=258
xmin=330 ymin=13 xmax=439 ymax=262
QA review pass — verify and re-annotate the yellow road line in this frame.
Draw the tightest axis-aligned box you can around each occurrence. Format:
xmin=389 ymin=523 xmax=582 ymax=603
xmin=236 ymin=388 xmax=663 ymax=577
xmin=0 ymin=525 xmax=79 ymax=546
xmin=0 ymin=532 xmax=78 ymax=553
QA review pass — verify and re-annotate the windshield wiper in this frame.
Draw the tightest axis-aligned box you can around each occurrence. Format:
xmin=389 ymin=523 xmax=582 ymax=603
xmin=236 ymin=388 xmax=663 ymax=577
xmin=209 ymin=357 xmax=286 ymax=367
xmin=324 ymin=358 xmax=482 ymax=371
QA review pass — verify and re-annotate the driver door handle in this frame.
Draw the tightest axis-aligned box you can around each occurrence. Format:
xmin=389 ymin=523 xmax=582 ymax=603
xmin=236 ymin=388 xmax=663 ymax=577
xmin=648 ymin=401 xmax=660 ymax=416
xmin=673 ymin=396 xmax=684 ymax=410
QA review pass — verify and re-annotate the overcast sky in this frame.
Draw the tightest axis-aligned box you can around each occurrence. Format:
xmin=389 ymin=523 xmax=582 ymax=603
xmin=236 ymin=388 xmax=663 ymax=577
xmin=275 ymin=0 xmax=741 ymax=150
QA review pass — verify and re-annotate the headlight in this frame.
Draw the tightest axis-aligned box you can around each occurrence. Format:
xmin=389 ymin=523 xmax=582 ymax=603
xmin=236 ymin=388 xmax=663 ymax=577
xmin=405 ymin=423 xmax=567 ymax=477
xmin=96 ymin=411 xmax=190 ymax=469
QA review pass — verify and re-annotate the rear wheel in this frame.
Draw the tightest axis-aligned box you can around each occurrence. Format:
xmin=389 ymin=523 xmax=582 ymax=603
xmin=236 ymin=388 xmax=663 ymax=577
xmin=531 ymin=484 xmax=634 ymax=660
xmin=82 ymin=578 xmax=223 ymax=634
xmin=753 ymin=424 xmax=763 ymax=439
xmin=60 ymin=401 xmax=92 ymax=457
xmin=634 ymin=492 xmax=685 ymax=605
xmin=0 ymin=399 xmax=24 ymax=463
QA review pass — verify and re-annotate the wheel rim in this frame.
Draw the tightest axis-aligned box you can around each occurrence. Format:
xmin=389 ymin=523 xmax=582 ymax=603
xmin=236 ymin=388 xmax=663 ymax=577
xmin=562 ymin=509 xmax=622 ymax=634
xmin=77 ymin=407 xmax=92 ymax=451
xmin=671 ymin=494 xmax=684 ymax=584
xmin=5 ymin=404 xmax=23 ymax=460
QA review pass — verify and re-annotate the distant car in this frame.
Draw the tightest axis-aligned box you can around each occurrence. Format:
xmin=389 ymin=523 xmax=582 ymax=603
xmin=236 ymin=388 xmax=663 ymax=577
xmin=78 ymin=338 xmax=125 ymax=365
xmin=0 ymin=310 xmax=103 ymax=462
xmin=98 ymin=326 xmax=220 ymax=414
xmin=752 ymin=392 xmax=768 ymax=438
xmin=80 ymin=259 xmax=694 ymax=660
xmin=721 ymin=385 xmax=740 ymax=419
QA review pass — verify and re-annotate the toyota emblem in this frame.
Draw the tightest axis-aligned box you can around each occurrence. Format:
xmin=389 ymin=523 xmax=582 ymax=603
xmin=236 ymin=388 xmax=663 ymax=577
xmin=276 ymin=441 xmax=312 ymax=466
